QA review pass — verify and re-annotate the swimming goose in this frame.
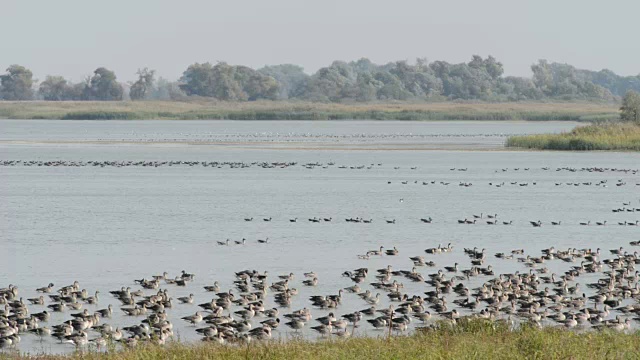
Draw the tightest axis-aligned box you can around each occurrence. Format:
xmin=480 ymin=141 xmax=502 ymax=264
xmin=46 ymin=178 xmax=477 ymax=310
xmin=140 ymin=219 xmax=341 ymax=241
xmin=367 ymin=246 xmax=384 ymax=256
xmin=385 ymin=247 xmax=399 ymax=256
xmin=257 ymin=238 xmax=269 ymax=244
xmin=36 ymin=283 xmax=55 ymax=293
xmin=289 ymin=218 xmax=297 ymax=222
xmin=181 ymin=312 xmax=203 ymax=326
xmin=234 ymin=238 xmax=246 ymax=245
xmin=580 ymin=221 xmax=590 ymax=226
xmin=263 ymin=217 xmax=272 ymax=222
xmin=366 ymin=317 xmax=387 ymax=329
xmin=444 ymin=263 xmax=459 ymax=272
xmin=27 ymin=296 xmax=45 ymax=305
xmin=244 ymin=217 xmax=253 ymax=222
xmin=217 ymin=239 xmax=230 ymax=246
xmin=177 ymin=294 xmax=194 ymax=304
xmin=302 ymin=277 xmax=318 ymax=286
xmin=203 ymin=282 xmax=221 ymax=292
xmin=284 ymin=318 xmax=305 ymax=332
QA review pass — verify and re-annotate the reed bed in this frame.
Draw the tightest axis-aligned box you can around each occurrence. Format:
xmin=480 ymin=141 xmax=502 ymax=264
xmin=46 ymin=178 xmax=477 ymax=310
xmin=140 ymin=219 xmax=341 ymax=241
xmin=2 ymin=320 xmax=638 ymax=360
xmin=0 ymin=101 xmax=618 ymax=121
xmin=506 ymin=123 xmax=640 ymax=151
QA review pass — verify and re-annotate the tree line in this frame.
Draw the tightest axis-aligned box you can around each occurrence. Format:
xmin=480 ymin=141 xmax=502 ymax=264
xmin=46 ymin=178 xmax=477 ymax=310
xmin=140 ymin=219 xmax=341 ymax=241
xmin=1 ymin=56 xmax=639 ymax=103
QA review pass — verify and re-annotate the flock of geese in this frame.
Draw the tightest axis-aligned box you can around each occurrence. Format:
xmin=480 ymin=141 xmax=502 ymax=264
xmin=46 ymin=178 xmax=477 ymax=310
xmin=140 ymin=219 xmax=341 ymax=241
xmin=3 ymin=234 xmax=640 ymax=351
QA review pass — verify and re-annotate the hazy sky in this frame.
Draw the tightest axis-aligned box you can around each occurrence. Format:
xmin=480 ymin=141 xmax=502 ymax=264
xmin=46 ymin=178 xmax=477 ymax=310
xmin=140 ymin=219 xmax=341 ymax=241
xmin=2 ymin=0 xmax=639 ymax=82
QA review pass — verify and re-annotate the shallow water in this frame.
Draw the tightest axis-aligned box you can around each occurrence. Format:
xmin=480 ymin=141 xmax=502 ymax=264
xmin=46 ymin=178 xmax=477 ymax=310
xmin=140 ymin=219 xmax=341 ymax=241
xmin=0 ymin=120 xmax=639 ymax=354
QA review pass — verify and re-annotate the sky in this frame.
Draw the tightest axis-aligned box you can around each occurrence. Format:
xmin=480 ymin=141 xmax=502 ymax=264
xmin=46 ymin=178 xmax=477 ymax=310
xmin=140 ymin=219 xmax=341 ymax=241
xmin=2 ymin=0 xmax=639 ymax=83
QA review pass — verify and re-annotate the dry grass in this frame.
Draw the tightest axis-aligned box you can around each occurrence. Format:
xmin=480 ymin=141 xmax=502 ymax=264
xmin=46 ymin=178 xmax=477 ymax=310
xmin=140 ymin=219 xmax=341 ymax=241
xmin=1 ymin=320 xmax=639 ymax=360
xmin=0 ymin=100 xmax=619 ymax=121
xmin=507 ymin=123 xmax=640 ymax=151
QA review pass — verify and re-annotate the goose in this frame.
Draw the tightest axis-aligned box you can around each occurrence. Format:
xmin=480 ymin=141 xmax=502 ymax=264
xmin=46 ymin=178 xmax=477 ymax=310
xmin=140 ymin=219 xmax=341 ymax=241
xmin=580 ymin=221 xmax=590 ymax=226
xmin=27 ymin=295 xmax=45 ymax=305
xmin=177 ymin=294 xmax=194 ymax=304
xmin=367 ymin=246 xmax=384 ymax=256
xmin=385 ymin=247 xmax=399 ymax=256
xmin=260 ymin=318 xmax=280 ymax=329
xmin=323 ymin=217 xmax=332 ymax=222
xmin=204 ymin=282 xmax=221 ymax=292
xmin=502 ymin=221 xmax=513 ymax=225
xmin=289 ymin=218 xmax=297 ymax=222
xmin=444 ymin=263 xmax=459 ymax=272
xmin=473 ymin=213 xmax=483 ymax=219
xmin=420 ymin=217 xmax=433 ymax=223
xmin=302 ymin=276 xmax=318 ymax=286
xmin=365 ymin=293 xmax=381 ymax=305
xmin=85 ymin=291 xmax=99 ymax=304
xmin=551 ymin=221 xmax=561 ymax=225
xmin=257 ymin=238 xmax=269 ymax=244
xmin=386 ymin=219 xmax=396 ymax=224
xmin=284 ymin=319 xmax=305 ymax=332
xmin=217 ymin=239 xmax=230 ymax=246
xmin=530 ymin=220 xmax=542 ymax=227
xmin=596 ymin=221 xmax=606 ymax=226
xmin=487 ymin=214 xmax=498 ymax=219
xmin=366 ymin=317 xmax=387 ymax=329
xmin=234 ymin=238 xmax=246 ymax=245
xmin=263 ymin=217 xmax=272 ymax=222
xmin=36 ymin=283 xmax=55 ymax=293
xmin=244 ymin=217 xmax=253 ymax=222
xmin=95 ymin=304 xmax=113 ymax=318
xmin=181 ymin=312 xmax=203 ymax=326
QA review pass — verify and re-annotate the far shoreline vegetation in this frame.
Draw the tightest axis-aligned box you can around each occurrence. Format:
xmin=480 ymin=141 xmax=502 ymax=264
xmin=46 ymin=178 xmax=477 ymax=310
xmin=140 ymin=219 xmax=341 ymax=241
xmin=0 ymin=100 xmax=621 ymax=121
xmin=1 ymin=55 xmax=639 ymax=151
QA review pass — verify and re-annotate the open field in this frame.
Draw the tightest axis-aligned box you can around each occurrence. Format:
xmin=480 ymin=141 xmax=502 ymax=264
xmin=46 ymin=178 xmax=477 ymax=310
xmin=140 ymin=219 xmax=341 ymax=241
xmin=1 ymin=320 xmax=638 ymax=360
xmin=0 ymin=101 xmax=619 ymax=121
xmin=506 ymin=123 xmax=640 ymax=151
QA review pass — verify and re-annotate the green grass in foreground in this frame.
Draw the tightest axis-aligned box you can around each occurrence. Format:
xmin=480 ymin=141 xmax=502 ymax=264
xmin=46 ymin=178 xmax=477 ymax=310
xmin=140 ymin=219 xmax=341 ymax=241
xmin=2 ymin=320 xmax=639 ymax=360
xmin=0 ymin=100 xmax=619 ymax=121
xmin=506 ymin=123 xmax=640 ymax=151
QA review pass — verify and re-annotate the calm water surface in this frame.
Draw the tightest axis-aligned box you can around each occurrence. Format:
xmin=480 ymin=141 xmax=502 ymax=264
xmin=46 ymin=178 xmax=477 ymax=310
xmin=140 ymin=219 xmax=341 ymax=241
xmin=0 ymin=120 xmax=639 ymax=354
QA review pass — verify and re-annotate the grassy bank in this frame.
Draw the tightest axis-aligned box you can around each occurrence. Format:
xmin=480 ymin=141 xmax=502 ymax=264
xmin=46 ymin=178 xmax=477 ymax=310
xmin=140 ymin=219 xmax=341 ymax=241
xmin=0 ymin=100 xmax=619 ymax=121
xmin=506 ymin=123 xmax=640 ymax=151
xmin=2 ymin=320 xmax=639 ymax=360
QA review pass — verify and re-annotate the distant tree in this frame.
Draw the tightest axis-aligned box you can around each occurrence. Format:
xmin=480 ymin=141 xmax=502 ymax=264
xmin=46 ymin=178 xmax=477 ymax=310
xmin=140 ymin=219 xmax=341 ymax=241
xmin=620 ymin=91 xmax=640 ymax=124
xmin=258 ymin=64 xmax=309 ymax=99
xmin=0 ymin=65 xmax=34 ymax=100
xmin=129 ymin=68 xmax=156 ymax=100
xmin=83 ymin=67 xmax=123 ymax=101
xmin=179 ymin=63 xmax=215 ymax=97
xmin=39 ymin=76 xmax=71 ymax=100
xmin=148 ymin=77 xmax=186 ymax=100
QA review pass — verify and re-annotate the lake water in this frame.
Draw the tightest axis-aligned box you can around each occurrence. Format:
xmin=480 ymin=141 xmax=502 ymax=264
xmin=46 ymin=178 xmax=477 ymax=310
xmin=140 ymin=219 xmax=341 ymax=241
xmin=1 ymin=120 xmax=639 ymax=354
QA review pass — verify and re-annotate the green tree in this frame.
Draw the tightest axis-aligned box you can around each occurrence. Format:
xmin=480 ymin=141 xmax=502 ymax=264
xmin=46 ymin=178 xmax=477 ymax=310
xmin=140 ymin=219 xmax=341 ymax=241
xmin=0 ymin=65 xmax=34 ymax=100
xmin=258 ymin=64 xmax=308 ymax=99
xmin=83 ymin=67 xmax=123 ymax=100
xmin=39 ymin=76 xmax=71 ymax=100
xmin=620 ymin=91 xmax=640 ymax=124
xmin=129 ymin=68 xmax=156 ymax=100
xmin=179 ymin=63 xmax=215 ymax=97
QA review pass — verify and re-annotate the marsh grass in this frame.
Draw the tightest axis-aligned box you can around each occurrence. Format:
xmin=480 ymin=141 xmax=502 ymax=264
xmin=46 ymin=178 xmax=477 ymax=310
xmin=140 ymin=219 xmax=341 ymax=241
xmin=0 ymin=100 xmax=619 ymax=121
xmin=506 ymin=123 xmax=640 ymax=151
xmin=2 ymin=319 xmax=639 ymax=360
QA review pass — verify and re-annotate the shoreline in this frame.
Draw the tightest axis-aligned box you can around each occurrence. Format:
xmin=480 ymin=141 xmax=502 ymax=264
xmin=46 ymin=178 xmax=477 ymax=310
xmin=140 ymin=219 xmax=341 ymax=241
xmin=0 ymin=101 xmax=618 ymax=121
